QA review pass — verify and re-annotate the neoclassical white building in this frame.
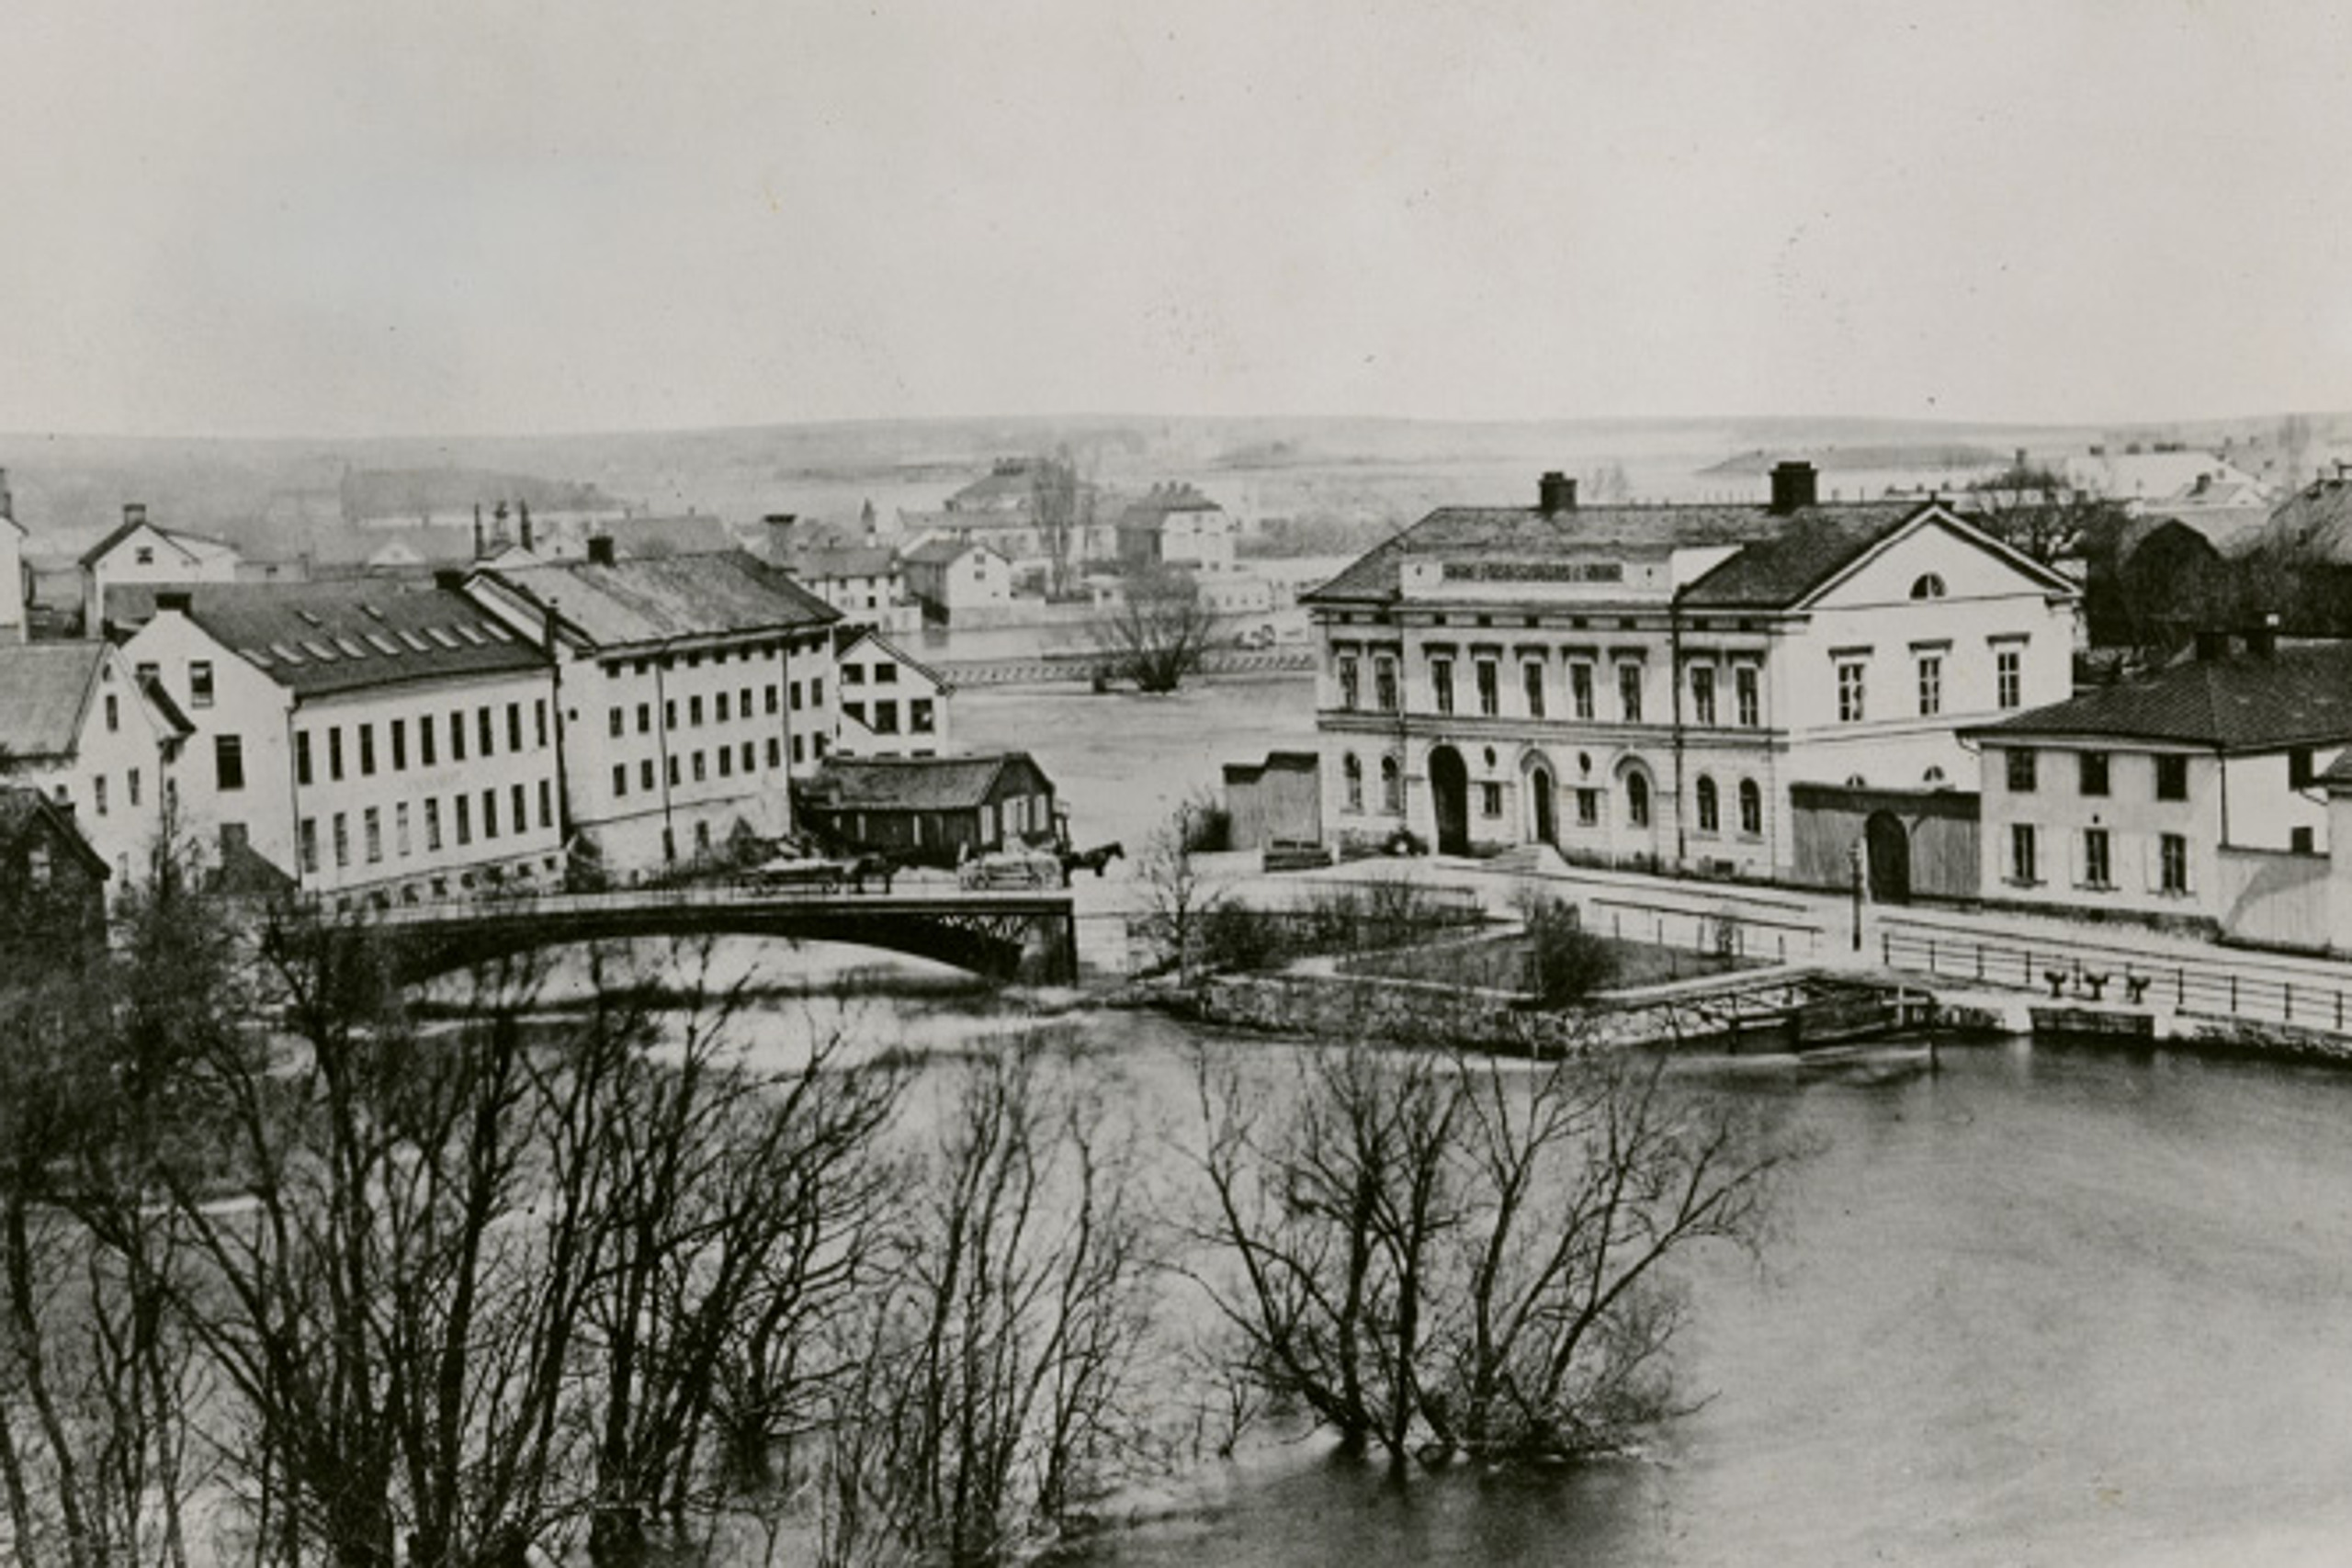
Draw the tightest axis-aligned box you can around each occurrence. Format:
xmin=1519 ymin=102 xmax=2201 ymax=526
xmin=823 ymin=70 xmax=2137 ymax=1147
xmin=1304 ymin=464 xmax=2079 ymax=878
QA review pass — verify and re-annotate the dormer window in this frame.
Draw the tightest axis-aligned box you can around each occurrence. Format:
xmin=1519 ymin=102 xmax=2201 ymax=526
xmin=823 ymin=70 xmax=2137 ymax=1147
xmin=1910 ymin=573 xmax=1947 ymax=600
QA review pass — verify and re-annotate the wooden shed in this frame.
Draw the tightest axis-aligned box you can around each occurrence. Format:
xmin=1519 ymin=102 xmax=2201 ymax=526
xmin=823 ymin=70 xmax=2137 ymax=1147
xmin=797 ymin=751 xmax=1060 ymax=866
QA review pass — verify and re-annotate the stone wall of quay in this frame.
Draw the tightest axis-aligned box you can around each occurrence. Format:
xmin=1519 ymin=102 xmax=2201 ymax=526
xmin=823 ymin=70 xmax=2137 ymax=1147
xmin=1136 ymin=969 xmax=1660 ymax=1055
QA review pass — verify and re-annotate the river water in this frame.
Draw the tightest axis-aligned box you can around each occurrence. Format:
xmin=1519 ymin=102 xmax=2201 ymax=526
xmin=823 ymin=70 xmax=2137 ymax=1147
xmin=682 ymin=936 xmax=2352 ymax=1568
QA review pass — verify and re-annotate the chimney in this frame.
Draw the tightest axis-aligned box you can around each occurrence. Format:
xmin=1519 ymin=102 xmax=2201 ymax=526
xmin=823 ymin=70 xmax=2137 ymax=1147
xmin=587 ymin=535 xmax=617 ymax=567
xmin=473 ymin=504 xmax=486 ymax=560
xmin=2192 ymin=628 xmax=2231 ymax=662
xmin=518 ymin=500 xmax=534 ymax=552
xmin=153 ymin=589 xmax=193 ymax=615
xmin=1769 ymin=461 xmax=1818 ymax=513
xmin=1537 ymin=470 xmax=1577 ymax=515
xmin=2248 ymin=613 xmax=2281 ymax=661
xmin=123 ymin=502 xmax=148 ymax=530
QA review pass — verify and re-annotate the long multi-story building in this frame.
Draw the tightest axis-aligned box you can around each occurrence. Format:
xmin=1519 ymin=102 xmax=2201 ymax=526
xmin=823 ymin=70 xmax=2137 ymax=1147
xmin=463 ymin=543 xmax=839 ymax=873
xmin=1302 ymin=463 xmax=2079 ymax=878
xmin=119 ymin=578 xmax=566 ymax=905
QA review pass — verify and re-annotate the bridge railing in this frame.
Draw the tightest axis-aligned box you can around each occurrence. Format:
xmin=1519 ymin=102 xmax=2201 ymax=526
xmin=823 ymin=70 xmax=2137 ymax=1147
xmin=1879 ymin=928 xmax=2352 ymax=1034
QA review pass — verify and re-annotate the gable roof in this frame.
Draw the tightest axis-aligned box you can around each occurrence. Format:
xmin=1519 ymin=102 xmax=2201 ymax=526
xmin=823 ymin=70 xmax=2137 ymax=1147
xmin=1118 ymin=483 xmax=1225 ymax=531
xmin=783 ymin=544 xmax=899 ymax=581
xmin=1964 ymin=640 xmax=2352 ymax=752
xmin=904 ymin=536 xmax=1003 ymax=567
xmin=475 ymin=549 xmax=836 ymax=651
xmin=0 ymin=785 xmax=107 ymax=876
xmin=832 ymin=626 xmax=952 ymax=692
xmin=114 ymin=580 xmax=548 ymax=698
xmin=805 ymin=751 xmax=1050 ymax=813
xmin=1681 ymin=502 xmax=2076 ymax=610
xmin=0 ymin=643 xmax=105 ymax=760
xmin=77 ymin=518 xmax=237 ymax=570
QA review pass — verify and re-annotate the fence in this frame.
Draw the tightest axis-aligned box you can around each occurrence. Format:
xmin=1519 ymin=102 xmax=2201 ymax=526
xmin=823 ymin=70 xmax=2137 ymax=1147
xmin=1582 ymin=897 xmax=1826 ymax=967
xmin=1879 ymin=927 xmax=2352 ymax=1032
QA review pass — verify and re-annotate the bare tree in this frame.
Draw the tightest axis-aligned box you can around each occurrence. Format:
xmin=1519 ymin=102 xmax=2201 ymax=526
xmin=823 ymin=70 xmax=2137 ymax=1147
xmin=1089 ymin=570 xmax=1220 ymax=694
xmin=1134 ymin=795 xmax=1227 ymax=984
xmin=819 ymin=1037 xmax=1158 ymax=1568
xmin=1028 ymin=449 xmax=1092 ymax=601
xmin=1965 ymin=463 xmax=2127 ymax=564
xmin=1190 ymin=1042 xmax=1792 ymax=1478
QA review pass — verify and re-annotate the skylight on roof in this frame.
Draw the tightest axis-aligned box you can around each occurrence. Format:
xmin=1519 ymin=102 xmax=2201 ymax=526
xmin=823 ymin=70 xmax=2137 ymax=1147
xmin=269 ymin=641 xmax=304 ymax=664
xmin=424 ymin=627 xmax=459 ymax=649
xmin=244 ymin=647 xmax=273 ymax=668
xmin=397 ymin=630 xmax=430 ymax=652
xmin=295 ymin=609 xmax=325 ymax=628
xmin=365 ymin=633 xmax=400 ymax=656
xmin=361 ymin=604 xmax=388 ymax=621
xmin=334 ymin=637 xmax=368 ymax=659
xmin=454 ymin=625 xmax=486 ymax=646
xmin=482 ymin=621 xmax=515 ymax=641
xmin=301 ymin=639 xmax=336 ymax=661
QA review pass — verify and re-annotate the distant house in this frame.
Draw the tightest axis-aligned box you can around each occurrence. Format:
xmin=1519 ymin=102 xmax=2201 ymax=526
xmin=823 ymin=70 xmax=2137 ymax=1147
xmin=1116 ymin=484 xmax=1237 ymax=573
xmin=901 ymin=537 xmax=1013 ymax=618
xmin=832 ymin=626 xmax=952 ymax=759
xmin=591 ymin=513 xmax=744 ymax=559
xmin=0 ymin=784 xmax=108 ymax=963
xmin=797 ymin=752 xmax=1058 ymax=864
xmin=0 ymin=640 xmax=190 ymax=888
xmin=778 ymin=545 xmax=920 ymax=632
xmin=2064 ymin=450 xmax=2270 ymax=506
xmin=82 ymin=504 xmax=243 ymax=636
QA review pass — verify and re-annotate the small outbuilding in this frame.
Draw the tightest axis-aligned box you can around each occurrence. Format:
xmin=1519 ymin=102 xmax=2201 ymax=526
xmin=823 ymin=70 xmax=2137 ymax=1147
xmin=1222 ymin=750 xmax=1322 ymax=852
xmin=797 ymin=751 xmax=1059 ymax=866
xmin=0 ymin=784 xmax=108 ymax=965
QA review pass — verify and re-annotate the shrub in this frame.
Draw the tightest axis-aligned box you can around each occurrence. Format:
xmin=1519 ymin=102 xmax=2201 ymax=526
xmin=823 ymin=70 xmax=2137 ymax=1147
xmin=1522 ymin=898 xmax=1619 ymax=1007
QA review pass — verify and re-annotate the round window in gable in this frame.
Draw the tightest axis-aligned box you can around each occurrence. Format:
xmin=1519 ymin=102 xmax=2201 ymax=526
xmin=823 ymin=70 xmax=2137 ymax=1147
xmin=1910 ymin=573 xmax=1948 ymax=600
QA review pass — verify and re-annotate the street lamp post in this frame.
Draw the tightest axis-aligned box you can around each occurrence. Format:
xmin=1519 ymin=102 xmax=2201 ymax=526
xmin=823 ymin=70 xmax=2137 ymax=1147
xmin=1849 ymin=839 xmax=1866 ymax=953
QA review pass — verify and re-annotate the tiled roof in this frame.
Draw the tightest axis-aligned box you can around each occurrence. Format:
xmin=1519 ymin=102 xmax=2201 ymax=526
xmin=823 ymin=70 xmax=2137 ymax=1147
xmin=783 ymin=545 xmax=899 ymax=581
xmin=1965 ymin=641 xmax=2352 ymax=751
xmin=903 ymin=536 xmax=1000 ymax=567
xmin=806 ymin=752 xmax=1049 ymax=812
xmin=0 ymin=643 xmax=104 ymax=760
xmin=1118 ymin=484 xmax=1224 ymax=531
xmin=477 ymin=550 xmax=836 ymax=650
xmin=594 ymin=514 xmax=742 ymax=558
xmin=1676 ymin=507 xmax=1926 ymax=608
xmin=1302 ymin=500 xmax=1912 ymax=604
xmin=112 ymin=581 xmax=548 ymax=698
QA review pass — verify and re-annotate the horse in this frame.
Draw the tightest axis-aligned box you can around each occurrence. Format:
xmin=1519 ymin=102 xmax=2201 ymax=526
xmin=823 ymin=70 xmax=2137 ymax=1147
xmin=846 ymin=852 xmax=900 ymax=894
xmin=1060 ymin=841 xmax=1125 ymax=878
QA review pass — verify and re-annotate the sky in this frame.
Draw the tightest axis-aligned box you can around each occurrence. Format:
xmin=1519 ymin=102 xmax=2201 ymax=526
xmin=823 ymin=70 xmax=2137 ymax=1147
xmin=3 ymin=0 xmax=2350 ymax=437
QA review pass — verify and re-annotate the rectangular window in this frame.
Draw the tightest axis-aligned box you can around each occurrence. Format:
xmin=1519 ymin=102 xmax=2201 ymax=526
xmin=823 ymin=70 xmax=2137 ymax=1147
xmin=692 ymin=752 xmax=707 ymax=783
xmin=390 ymin=719 xmax=406 ymax=772
xmin=450 ymin=712 xmax=467 ymax=762
xmin=537 ymin=700 xmax=548 ymax=748
xmin=811 ymin=678 xmax=824 ymax=707
xmin=765 ymin=738 xmax=781 ymax=769
xmin=911 ymin=698 xmax=935 ymax=733
xmin=2083 ymin=827 xmax=2110 ymax=887
xmin=128 ymin=768 xmax=141 ymax=806
xmin=2155 ymin=754 xmax=2188 ymax=801
xmin=613 ymin=763 xmax=628 ymax=796
xmin=789 ymin=682 xmax=804 ymax=712
xmin=1478 ymin=781 xmax=1503 ymax=818
xmin=717 ymin=692 xmax=731 ymax=723
xmin=329 ymin=727 xmax=345 ymax=782
xmin=1344 ymin=758 xmax=1364 ymax=811
xmin=300 ymin=818 xmax=319 ymax=874
xmin=106 ymin=694 xmax=119 ymax=731
xmin=425 ymin=799 xmax=443 ymax=852
xmin=92 ymin=776 xmax=108 ymax=816
xmin=1996 ymin=648 xmax=2022 ymax=709
xmin=512 ymin=784 xmax=527 ymax=837
xmin=538 ymin=780 xmax=553 ymax=829
xmin=1523 ymin=661 xmax=1545 ymax=719
xmin=333 ymin=812 xmax=349 ymax=869
xmin=1690 ymin=666 xmax=1716 ymax=727
xmin=359 ymin=724 xmax=376 ymax=776
xmin=668 ymin=756 xmax=681 ymax=788
xmin=478 ymin=707 xmax=495 ymax=758
xmin=609 ymin=707 xmax=625 ymax=739
xmin=1475 ymin=660 xmax=1499 ymax=717
xmin=718 ymin=747 xmax=734 ymax=777
xmin=455 ymin=795 xmax=471 ymax=846
xmin=1571 ymin=663 xmax=1595 ymax=720
xmin=874 ymin=702 xmax=899 ymax=734
xmin=481 ymin=789 xmax=498 ymax=840
xmin=1374 ymin=656 xmax=1398 ymax=714
xmin=395 ymin=802 xmax=411 ymax=858
xmin=1735 ymin=665 xmax=1759 ymax=728
xmin=640 ymin=760 xmax=655 ymax=791
xmin=1917 ymin=655 xmax=1942 ymax=717
xmin=1577 ymin=788 xmax=1600 ymax=827
xmin=1430 ymin=656 xmax=1454 ymax=716
xmin=2007 ymin=749 xmax=2037 ymax=793
xmin=2293 ymin=825 xmax=2316 ymax=853
xmin=364 ymin=807 xmax=382 ymax=864
xmin=842 ymin=662 xmax=865 ymax=685
xmin=2010 ymin=822 xmax=2037 ymax=885
xmin=766 ymin=686 xmax=781 ymax=716
xmin=1617 ymin=663 xmax=1643 ymax=724
xmin=215 ymin=735 xmax=245 ymax=791
xmin=665 ymin=699 xmax=678 ymax=730
xmin=2080 ymin=751 xmax=2109 ymax=797
xmin=507 ymin=703 xmax=522 ymax=752
xmin=297 ymin=730 xmax=313 ymax=786
xmin=189 ymin=661 xmax=214 ymax=708
xmin=690 ymin=694 xmax=705 ymax=727
xmin=638 ymin=703 xmax=652 ymax=734
xmin=2160 ymin=832 xmax=2188 ymax=893
xmin=792 ymin=736 xmax=806 ymax=765
xmin=420 ymin=718 xmax=436 ymax=767
xmin=2290 ymin=748 xmax=2318 ymax=790
xmin=1836 ymin=660 xmax=1866 ymax=724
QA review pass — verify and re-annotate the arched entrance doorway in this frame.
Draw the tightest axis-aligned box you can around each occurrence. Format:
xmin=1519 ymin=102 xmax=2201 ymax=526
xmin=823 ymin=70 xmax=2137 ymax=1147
xmin=1429 ymin=746 xmax=1470 ymax=856
xmin=1865 ymin=810 xmax=1911 ymax=903
xmin=1527 ymin=762 xmax=1557 ymax=847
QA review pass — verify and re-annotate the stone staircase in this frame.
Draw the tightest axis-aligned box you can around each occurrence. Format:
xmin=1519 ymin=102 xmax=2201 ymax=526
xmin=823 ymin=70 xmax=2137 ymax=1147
xmin=1485 ymin=843 xmax=1572 ymax=878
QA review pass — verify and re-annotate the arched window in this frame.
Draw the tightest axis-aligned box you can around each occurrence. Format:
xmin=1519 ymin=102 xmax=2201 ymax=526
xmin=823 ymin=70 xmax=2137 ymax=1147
xmin=1343 ymin=752 xmax=1363 ymax=811
xmin=1923 ymin=765 xmax=1946 ymax=786
xmin=1738 ymin=778 xmax=1763 ymax=836
xmin=1695 ymin=774 xmax=1719 ymax=833
xmin=1379 ymin=755 xmax=1402 ymax=814
xmin=1626 ymin=771 xmax=1651 ymax=829
xmin=1910 ymin=572 xmax=1947 ymax=600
